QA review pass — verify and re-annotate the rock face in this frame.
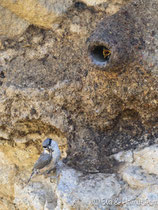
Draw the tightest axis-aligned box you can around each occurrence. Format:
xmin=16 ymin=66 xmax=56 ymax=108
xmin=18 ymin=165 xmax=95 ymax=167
xmin=0 ymin=0 xmax=158 ymax=209
xmin=0 ymin=0 xmax=74 ymax=29
xmin=86 ymin=0 xmax=158 ymax=169
xmin=11 ymin=145 xmax=158 ymax=209
xmin=0 ymin=5 xmax=29 ymax=38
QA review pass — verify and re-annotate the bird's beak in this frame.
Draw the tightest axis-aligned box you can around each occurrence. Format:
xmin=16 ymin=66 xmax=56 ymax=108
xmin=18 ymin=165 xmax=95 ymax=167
xmin=46 ymin=147 xmax=54 ymax=152
xmin=43 ymin=146 xmax=54 ymax=152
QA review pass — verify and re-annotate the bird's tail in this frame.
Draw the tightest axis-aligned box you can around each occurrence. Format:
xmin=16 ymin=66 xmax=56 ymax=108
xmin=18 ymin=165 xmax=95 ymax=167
xmin=22 ymin=170 xmax=35 ymax=189
xmin=26 ymin=169 xmax=38 ymax=185
xmin=27 ymin=171 xmax=34 ymax=184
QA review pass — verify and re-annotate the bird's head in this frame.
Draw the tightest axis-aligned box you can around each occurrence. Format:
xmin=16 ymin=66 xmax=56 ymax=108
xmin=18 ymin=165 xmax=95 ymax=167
xmin=42 ymin=138 xmax=61 ymax=162
xmin=42 ymin=138 xmax=59 ymax=152
xmin=42 ymin=138 xmax=53 ymax=152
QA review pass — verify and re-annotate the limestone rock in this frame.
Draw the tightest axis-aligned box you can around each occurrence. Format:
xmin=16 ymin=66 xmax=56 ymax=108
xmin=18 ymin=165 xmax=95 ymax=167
xmin=56 ymin=167 xmax=121 ymax=209
xmin=0 ymin=0 xmax=74 ymax=29
xmin=0 ymin=0 xmax=157 ymax=209
xmin=2 ymin=143 xmax=158 ymax=209
xmin=0 ymin=0 xmax=157 ymax=174
xmin=82 ymin=0 xmax=108 ymax=5
xmin=14 ymin=180 xmax=57 ymax=210
xmin=138 ymin=185 xmax=158 ymax=208
xmin=134 ymin=145 xmax=158 ymax=175
xmin=113 ymin=150 xmax=133 ymax=163
xmin=0 ymin=5 xmax=29 ymax=38
xmin=121 ymin=166 xmax=158 ymax=189
xmin=82 ymin=0 xmax=128 ymax=14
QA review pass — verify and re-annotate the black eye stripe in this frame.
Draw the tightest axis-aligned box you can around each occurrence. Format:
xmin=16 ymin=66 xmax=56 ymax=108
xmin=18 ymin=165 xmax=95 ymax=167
xmin=49 ymin=139 xmax=52 ymax=146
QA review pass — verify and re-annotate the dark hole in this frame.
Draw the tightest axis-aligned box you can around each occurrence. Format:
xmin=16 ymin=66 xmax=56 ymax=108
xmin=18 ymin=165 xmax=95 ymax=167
xmin=75 ymin=2 xmax=87 ymax=10
xmin=0 ymin=71 xmax=5 ymax=78
xmin=90 ymin=45 xmax=111 ymax=65
xmin=30 ymin=108 xmax=37 ymax=115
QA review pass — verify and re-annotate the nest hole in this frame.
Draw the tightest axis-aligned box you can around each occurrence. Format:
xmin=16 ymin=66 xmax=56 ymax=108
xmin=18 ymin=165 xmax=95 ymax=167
xmin=89 ymin=45 xmax=111 ymax=66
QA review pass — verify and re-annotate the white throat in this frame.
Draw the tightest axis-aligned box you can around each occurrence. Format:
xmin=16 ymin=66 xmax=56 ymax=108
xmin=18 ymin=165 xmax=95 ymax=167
xmin=43 ymin=149 xmax=50 ymax=154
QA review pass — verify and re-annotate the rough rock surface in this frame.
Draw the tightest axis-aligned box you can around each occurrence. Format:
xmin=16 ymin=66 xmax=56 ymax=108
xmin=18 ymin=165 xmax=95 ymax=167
xmin=0 ymin=0 xmax=74 ymax=29
xmin=0 ymin=0 xmax=158 ymax=209
xmin=0 ymin=0 xmax=130 ymax=37
xmin=0 ymin=5 xmax=29 ymax=39
xmin=5 ymin=144 xmax=158 ymax=209
xmin=0 ymin=0 xmax=138 ymax=174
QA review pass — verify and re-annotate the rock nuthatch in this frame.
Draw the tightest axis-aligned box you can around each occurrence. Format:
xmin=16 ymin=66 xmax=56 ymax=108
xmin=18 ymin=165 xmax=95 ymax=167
xmin=27 ymin=138 xmax=61 ymax=183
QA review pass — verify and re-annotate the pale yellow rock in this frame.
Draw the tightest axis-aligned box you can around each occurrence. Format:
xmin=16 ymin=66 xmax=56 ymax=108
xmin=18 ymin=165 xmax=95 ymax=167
xmin=0 ymin=5 xmax=29 ymax=38
xmin=134 ymin=145 xmax=158 ymax=175
xmin=0 ymin=49 xmax=18 ymax=66
xmin=0 ymin=41 xmax=4 ymax=50
xmin=0 ymin=137 xmax=67 ymax=209
xmin=0 ymin=151 xmax=16 ymax=208
xmin=70 ymin=24 xmax=87 ymax=35
xmin=0 ymin=0 xmax=73 ymax=29
xmin=106 ymin=2 xmax=123 ymax=15
xmin=0 ymin=128 xmax=10 ymax=140
xmin=82 ymin=0 xmax=108 ymax=6
xmin=82 ymin=0 xmax=124 ymax=6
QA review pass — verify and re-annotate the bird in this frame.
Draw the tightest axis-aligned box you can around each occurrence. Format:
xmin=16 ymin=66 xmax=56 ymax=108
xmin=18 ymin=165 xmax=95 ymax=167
xmin=27 ymin=138 xmax=61 ymax=184
xmin=103 ymin=47 xmax=111 ymax=59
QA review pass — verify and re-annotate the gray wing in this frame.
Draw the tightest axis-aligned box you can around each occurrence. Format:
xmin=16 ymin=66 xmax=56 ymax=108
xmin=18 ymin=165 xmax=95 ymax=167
xmin=33 ymin=153 xmax=52 ymax=170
